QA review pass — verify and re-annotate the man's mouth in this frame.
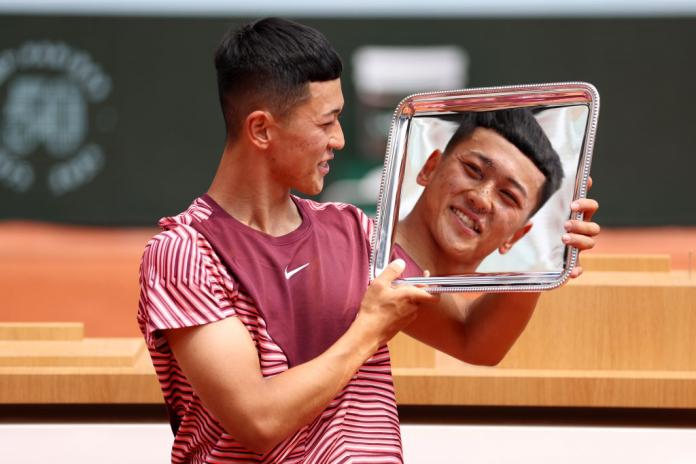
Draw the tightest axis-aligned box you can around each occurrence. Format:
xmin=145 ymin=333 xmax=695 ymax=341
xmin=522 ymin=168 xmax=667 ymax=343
xmin=450 ymin=206 xmax=481 ymax=234
xmin=318 ymin=158 xmax=332 ymax=174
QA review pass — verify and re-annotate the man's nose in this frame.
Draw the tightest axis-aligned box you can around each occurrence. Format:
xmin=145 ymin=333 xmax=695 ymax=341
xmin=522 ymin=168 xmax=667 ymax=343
xmin=330 ymin=121 xmax=345 ymax=151
xmin=467 ymin=184 xmax=493 ymax=214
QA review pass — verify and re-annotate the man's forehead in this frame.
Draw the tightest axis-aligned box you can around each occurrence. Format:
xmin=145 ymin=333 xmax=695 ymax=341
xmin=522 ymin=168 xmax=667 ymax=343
xmin=453 ymin=129 xmax=541 ymax=175
xmin=451 ymin=127 xmax=513 ymax=154
xmin=449 ymin=128 xmax=546 ymax=202
xmin=307 ymin=79 xmax=344 ymax=110
xmin=282 ymin=80 xmax=342 ymax=122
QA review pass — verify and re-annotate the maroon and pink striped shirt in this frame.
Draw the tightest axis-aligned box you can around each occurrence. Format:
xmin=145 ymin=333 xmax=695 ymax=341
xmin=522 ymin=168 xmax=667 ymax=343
xmin=138 ymin=195 xmax=403 ymax=463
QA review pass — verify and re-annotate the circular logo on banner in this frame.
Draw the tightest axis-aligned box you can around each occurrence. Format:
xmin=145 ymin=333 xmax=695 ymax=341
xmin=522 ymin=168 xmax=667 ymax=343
xmin=0 ymin=41 xmax=114 ymax=195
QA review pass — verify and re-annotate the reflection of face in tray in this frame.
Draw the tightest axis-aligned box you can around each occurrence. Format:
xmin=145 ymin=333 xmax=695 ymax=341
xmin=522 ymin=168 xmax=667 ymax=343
xmin=400 ymin=126 xmax=546 ymax=276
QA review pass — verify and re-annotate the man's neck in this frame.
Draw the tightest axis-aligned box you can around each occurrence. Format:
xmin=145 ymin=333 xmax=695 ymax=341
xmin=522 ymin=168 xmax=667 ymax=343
xmin=207 ymin=142 xmax=303 ymax=237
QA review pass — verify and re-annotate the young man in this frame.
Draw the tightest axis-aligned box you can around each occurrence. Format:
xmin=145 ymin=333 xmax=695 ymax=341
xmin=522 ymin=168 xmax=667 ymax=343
xmin=138 ymin=18 xmax=599 ymax=463
xmin=396 ymin=109 xmax=565 ymax=275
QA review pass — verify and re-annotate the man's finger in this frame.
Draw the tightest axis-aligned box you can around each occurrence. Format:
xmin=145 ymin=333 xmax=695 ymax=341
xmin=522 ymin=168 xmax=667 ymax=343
xmin=571 ymin=198 xmax=599 ymax=221
xmin=421 ymin=290 xmax=441 ymax=304
xmin=571 ymin=198 xmax=599 ymax=213
xmin=375 ymin=259 xmax=406 ymax=285
xmin=565 ymin=220 xmax=600 ymax=237
xmin=562 ymin=233 xmax=595 ymax=251
xmin=399 ymin=285 xmax=440 ymax=304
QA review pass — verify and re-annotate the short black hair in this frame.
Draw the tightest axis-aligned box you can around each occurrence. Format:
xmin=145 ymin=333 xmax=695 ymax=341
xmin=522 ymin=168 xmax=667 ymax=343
xmin=214 ymin=18 xmax=343 ymax=138
xmin=443 ymin=108 xmax=564 ymax=215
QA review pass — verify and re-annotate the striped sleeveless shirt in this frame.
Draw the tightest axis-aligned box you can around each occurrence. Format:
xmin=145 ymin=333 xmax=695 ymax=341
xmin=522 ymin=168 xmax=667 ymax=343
xmin=138 ymin=195 xmax=403 ymax=463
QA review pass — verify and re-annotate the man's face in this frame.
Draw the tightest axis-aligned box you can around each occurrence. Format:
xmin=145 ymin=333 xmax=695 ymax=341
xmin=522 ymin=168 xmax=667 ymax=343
xmin=268 ymin=79 xmax=345 ymax=196
xmin=415 ymin=127 xmax=546 ymax=266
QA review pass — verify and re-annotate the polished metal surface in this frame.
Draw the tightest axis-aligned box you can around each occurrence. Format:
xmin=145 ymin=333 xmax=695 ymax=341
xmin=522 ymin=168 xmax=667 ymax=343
xmin=370 ymin=82 xmax=600 ymax=292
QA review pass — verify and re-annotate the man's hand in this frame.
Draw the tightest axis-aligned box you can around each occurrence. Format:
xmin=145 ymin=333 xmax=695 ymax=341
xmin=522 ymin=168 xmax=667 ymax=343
xmin=562 ymin=177 xmax=600 ymax=278
xmin=354 ymin=259 xmax=439 ymax=348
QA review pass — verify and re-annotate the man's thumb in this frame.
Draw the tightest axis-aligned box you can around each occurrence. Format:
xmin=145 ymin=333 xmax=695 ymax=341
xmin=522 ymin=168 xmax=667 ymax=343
xmin=377 ymin=259 xmax=406 ymax=283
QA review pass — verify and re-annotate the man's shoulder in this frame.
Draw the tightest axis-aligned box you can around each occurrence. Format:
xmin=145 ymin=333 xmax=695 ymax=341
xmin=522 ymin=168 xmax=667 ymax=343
xmin=296 ymin=196 xmax=372 ymax=237
xmin=295 ymin=196 xmax=371 ymax=222
xmin=142 ymin=196 xmax=218 ymax=265
xmin=157 ymin=196 xmax=215 ymax=230
xmin=297 ymin=196 xmax=361 ymax=214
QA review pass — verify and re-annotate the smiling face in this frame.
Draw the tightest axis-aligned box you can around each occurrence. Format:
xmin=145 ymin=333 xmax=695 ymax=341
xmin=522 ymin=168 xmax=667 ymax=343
xmin=408 ymin=127 xmax=546 ymax=272
xmin=267 ymin=79 xmax=345 ymax=195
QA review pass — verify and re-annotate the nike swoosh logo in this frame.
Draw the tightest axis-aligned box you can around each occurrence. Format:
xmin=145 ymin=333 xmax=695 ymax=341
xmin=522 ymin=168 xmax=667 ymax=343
xmin=284 ymin=263 xmax=309 ymax=280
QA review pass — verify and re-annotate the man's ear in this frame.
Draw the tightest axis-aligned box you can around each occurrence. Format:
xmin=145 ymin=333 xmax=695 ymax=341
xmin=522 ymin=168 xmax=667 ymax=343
xmin=416 ymin=149 xmax=442 ymax=186
xmin=498 ymin=222 xmax=533 ymax=255
xmin=245 ymin=110 xmax=274 ymax=149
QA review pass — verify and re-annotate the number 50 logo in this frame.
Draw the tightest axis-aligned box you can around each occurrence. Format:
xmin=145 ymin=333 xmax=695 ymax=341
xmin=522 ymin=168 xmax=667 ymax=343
xmin=0 ymin=41 xmax=113 ymax=195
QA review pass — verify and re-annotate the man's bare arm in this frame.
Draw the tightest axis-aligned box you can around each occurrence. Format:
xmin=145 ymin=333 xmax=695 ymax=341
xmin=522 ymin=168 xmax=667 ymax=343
xmin=402 ymin=291 xmax=538 ymax=365
xmin=165 ymin=259 xmax=437 ymax=455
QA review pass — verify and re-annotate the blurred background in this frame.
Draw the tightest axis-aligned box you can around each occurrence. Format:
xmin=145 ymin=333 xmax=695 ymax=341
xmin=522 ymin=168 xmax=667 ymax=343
xmin=0 ymin=1 xmax=695 ymax=224
xmin=1 ymin=1 xmax=695 ymax=463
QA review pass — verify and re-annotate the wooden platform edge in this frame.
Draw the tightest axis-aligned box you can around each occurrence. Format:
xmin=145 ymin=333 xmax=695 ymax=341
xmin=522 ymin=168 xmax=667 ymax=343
xmin=3 ymin=364 xmax=696 ymax=408
xmin=0 ymin=322 xmax=84 ymax=341
xmin=393 ymin=369 xmax=696 ymax=409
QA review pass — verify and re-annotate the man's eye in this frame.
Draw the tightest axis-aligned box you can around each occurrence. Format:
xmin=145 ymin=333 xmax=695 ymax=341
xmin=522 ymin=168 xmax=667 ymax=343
xmin=463 ymin=163 xmax=482 ymax=179
xmin=500 ymin=190 xmax=520 ymax=207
